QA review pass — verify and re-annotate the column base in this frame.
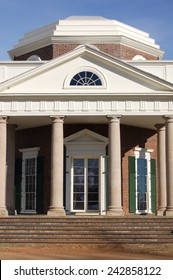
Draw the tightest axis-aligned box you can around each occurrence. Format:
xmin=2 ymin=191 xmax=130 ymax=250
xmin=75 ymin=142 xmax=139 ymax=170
xmin=165 ymin=207 xmax=173 ymax=216
xmin=47 ymin=207 xmax=66 ymax=216
xmin=107 ymin=207 xmax=124 ymax=216
xmin=157 ymin=208 xmax=166 ymax=216
xmin=6 ymin=207 xmax=15 ymax=215
xmin=0 ymin=207 xmax=9 ymax=217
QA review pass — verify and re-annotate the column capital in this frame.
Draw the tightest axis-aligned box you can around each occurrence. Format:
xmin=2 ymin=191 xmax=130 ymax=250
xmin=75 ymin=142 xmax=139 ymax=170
xmin=163 ymin=115 xmax=173 ymax=123
xmin=0 ymin=116 xmax=8 ymax=123
xmin=107 ymin=115 xmax=121 ymax=123
xmin=155 ymin=123 xmax=165 ymax=131
xmin=50 ymin=116 xmax=65 ymax=123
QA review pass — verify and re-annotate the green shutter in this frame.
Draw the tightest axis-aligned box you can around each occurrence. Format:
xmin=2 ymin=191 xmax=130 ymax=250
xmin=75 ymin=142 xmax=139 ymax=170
xmin=36 ymin=156 xmax=44 ymax=213
xmin=15 ymin=158 xmax=22 ymax=213
xmin=129 ymin=156 xmax=136 ymax=213
xmin=151 ymin=158 xmax=156 ymax=213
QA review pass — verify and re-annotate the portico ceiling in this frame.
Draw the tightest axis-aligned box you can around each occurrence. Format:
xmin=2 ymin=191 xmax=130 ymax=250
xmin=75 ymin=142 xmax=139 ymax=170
xmin=8 ymin=114 xmax=164 ymax=131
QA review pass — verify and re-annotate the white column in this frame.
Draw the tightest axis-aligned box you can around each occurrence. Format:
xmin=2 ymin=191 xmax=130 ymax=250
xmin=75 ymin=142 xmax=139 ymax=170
xmin=48 ymin=116 xmax=65 ymax=216
xmin=155 ymin=124 xmax=166 ymax=216
xmin=165 ymin=116 xmax=173 ymax=216
xmin=6 ymin=124 xmax=16 ymax=215
xmin=0 ymin=116 xmax=8 ymax=216
xmin=107 ymin=116 xmax=124 ymax=216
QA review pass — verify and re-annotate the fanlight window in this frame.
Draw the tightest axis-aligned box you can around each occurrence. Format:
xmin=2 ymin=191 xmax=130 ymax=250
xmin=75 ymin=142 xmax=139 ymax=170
xmin=70 ymin=71 xmax=102 ymax=86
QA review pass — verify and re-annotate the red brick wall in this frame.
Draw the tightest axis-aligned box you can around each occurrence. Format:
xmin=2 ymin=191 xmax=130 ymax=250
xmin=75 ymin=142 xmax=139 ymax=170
xmin=14 ymin=43 xmax=158 ymax=61
xmin=14 ymin=45 xmax=54 ymax=61
xmin=15 ymin=125 xmax=52 ymax=213
xmin=15 ymin=124 xmax=157 ymax=214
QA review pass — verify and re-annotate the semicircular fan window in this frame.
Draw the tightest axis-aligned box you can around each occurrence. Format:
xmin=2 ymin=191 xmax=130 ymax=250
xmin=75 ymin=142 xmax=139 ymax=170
xmin=70 ymin=71 xmax=102 ymax=86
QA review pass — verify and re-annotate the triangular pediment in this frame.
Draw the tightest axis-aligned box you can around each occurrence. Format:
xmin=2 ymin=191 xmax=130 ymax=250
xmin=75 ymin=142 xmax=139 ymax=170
xmin=64 ymin=129 xmax=108 ymax=145
xmin=1 ymin=45 xmax=173 ymax=94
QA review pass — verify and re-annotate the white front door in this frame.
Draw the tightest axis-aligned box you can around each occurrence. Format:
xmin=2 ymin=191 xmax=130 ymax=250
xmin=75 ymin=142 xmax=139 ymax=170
xmin=64 ymin=129 xmax=108 ymax=214
xmin=19 ymin=147 xmax=40 ymax=213
xmin=72 ymin=158 xmax=99 ymax=211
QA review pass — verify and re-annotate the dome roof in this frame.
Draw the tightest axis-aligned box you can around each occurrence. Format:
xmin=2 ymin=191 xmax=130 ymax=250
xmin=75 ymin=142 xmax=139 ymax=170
xmin=8 ymin=16 xmax=164 ymax=59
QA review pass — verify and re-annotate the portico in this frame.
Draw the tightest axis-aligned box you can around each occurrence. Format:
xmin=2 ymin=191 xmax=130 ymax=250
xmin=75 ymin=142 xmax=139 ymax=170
xmin=0 ymin=110 xmax=172 ymax=216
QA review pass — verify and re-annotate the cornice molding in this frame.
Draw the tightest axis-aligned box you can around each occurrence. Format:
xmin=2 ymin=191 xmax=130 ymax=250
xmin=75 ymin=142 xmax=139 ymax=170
xmin=8 ymin=35 xmax=164 ymax=59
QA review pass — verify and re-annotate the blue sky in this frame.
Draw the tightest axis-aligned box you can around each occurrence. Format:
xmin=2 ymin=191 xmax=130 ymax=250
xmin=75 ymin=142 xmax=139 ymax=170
xmin=0 ymin=0 xmax=173 ymax=60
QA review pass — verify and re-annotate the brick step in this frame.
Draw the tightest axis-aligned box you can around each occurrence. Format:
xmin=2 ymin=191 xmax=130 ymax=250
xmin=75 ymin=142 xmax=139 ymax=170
xmin=0 ymin=232 xmax=173 ymax=238
xmin=1 ymin=237 xmax=173 ymax=244
xmin=0 ymin=228 xmax=172 ymax=233
xmin=0 ymin=217 xmax=173 ymax=244
xmin=1 ymin=223 xmax=173 ymax=228
xmin=0 ymin=228 xmax=173 ymax=234
xmin=1 ymin=221 xmax=173 ymax=226
xmin=1 ymin=217 xmax=173 ymax=222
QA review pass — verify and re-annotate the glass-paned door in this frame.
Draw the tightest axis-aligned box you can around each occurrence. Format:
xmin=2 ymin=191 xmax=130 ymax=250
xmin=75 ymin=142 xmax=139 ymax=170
xmin=73 ymin=158 xmax=99 ymax=211
xmin=137 ymin=158 xmax=148 ymax=212
xmin=22 ymin=158 xmax=37 ymax=212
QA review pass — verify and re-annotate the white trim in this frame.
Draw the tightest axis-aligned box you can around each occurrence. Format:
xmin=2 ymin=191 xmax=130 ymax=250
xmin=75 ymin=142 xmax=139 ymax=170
xmin=0 ymin=99 xmax=173 ymax=118
xmin=63 ymin=66 xmax=107 ymax=89
xmin=19 ymin=147 xmax=40 ymax=157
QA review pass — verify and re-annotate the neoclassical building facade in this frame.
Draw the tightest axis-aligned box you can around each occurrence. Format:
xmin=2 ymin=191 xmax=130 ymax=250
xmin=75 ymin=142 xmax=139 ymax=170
xmin=0 ymin=16 xmax=173 ymax=216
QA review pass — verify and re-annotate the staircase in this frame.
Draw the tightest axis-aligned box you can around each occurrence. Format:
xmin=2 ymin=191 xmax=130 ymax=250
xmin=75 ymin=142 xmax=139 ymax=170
xmin=0 ymin=216 xmax=173 ymax=244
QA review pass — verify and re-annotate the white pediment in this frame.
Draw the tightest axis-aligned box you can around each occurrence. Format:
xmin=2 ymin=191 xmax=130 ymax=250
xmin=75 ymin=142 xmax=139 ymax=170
xmin=64 ymin=129 xmax=108 ymax=145
xmin=1 ymin=45 xmax=173 ymax=95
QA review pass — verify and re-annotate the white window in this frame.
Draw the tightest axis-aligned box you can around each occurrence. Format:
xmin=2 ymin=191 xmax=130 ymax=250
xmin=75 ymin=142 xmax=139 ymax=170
xmin=19 ymin=147 xmax=40 ymax=213
xmin=70 ymin=71 xmax=102 ymax=86
xmin=133 ymin=147 xmax=154 ymax=214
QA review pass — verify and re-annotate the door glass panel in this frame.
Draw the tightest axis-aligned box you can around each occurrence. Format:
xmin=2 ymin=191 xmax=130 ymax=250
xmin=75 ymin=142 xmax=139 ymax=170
xmin=73 ymin=159 xmax=84 ymax=210
xmin=25 ymin=158 xmax=36 ymax=210
xmin=72 ymin=158 xmax=99 ymax=211
xmin=88 ymin=159 xmax=99 ymax=210
xmin=137 ymin=158 xmax=147 ymax=211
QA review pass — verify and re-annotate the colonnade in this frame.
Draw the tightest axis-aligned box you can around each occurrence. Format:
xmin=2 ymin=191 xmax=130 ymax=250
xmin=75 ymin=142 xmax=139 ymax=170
xmin=0 ymin=115 xmax=173 ymax=216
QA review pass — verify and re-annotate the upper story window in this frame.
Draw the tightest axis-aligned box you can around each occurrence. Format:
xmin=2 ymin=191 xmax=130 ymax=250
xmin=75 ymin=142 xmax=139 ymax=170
xmin=70 ymin=71 xmax=102 ymax=86
xmin=26 ymin=55 xmax=41 ymax=61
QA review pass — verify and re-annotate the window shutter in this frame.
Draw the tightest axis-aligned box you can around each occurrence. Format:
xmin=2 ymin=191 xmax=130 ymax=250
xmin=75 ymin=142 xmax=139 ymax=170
xmin=151 ymin=158 xmax=156 ymax=213
xmin=129 ymin=156 xmax=136 ymax=213
xmin=15 ymin=158 xmax=22 ymax=213
xmin=36 ymin=156 xmax=44 ymax=213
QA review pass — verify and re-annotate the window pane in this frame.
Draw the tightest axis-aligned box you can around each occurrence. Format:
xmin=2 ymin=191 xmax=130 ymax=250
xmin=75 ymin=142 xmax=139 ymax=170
xmin=74 ymin=185 xmax=84 ymax=192
xmin=73 ymin=202 xmax=84 ymax=210
xmin=88 ymin=202 xmax=99 ymax=210
xmin=137 ymin=158 xmax=147 ymax=211
xmin=70 ymin=71 xmax=102 ymax=86
xmin=73 ymin=193 xmax=84 ymax=201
